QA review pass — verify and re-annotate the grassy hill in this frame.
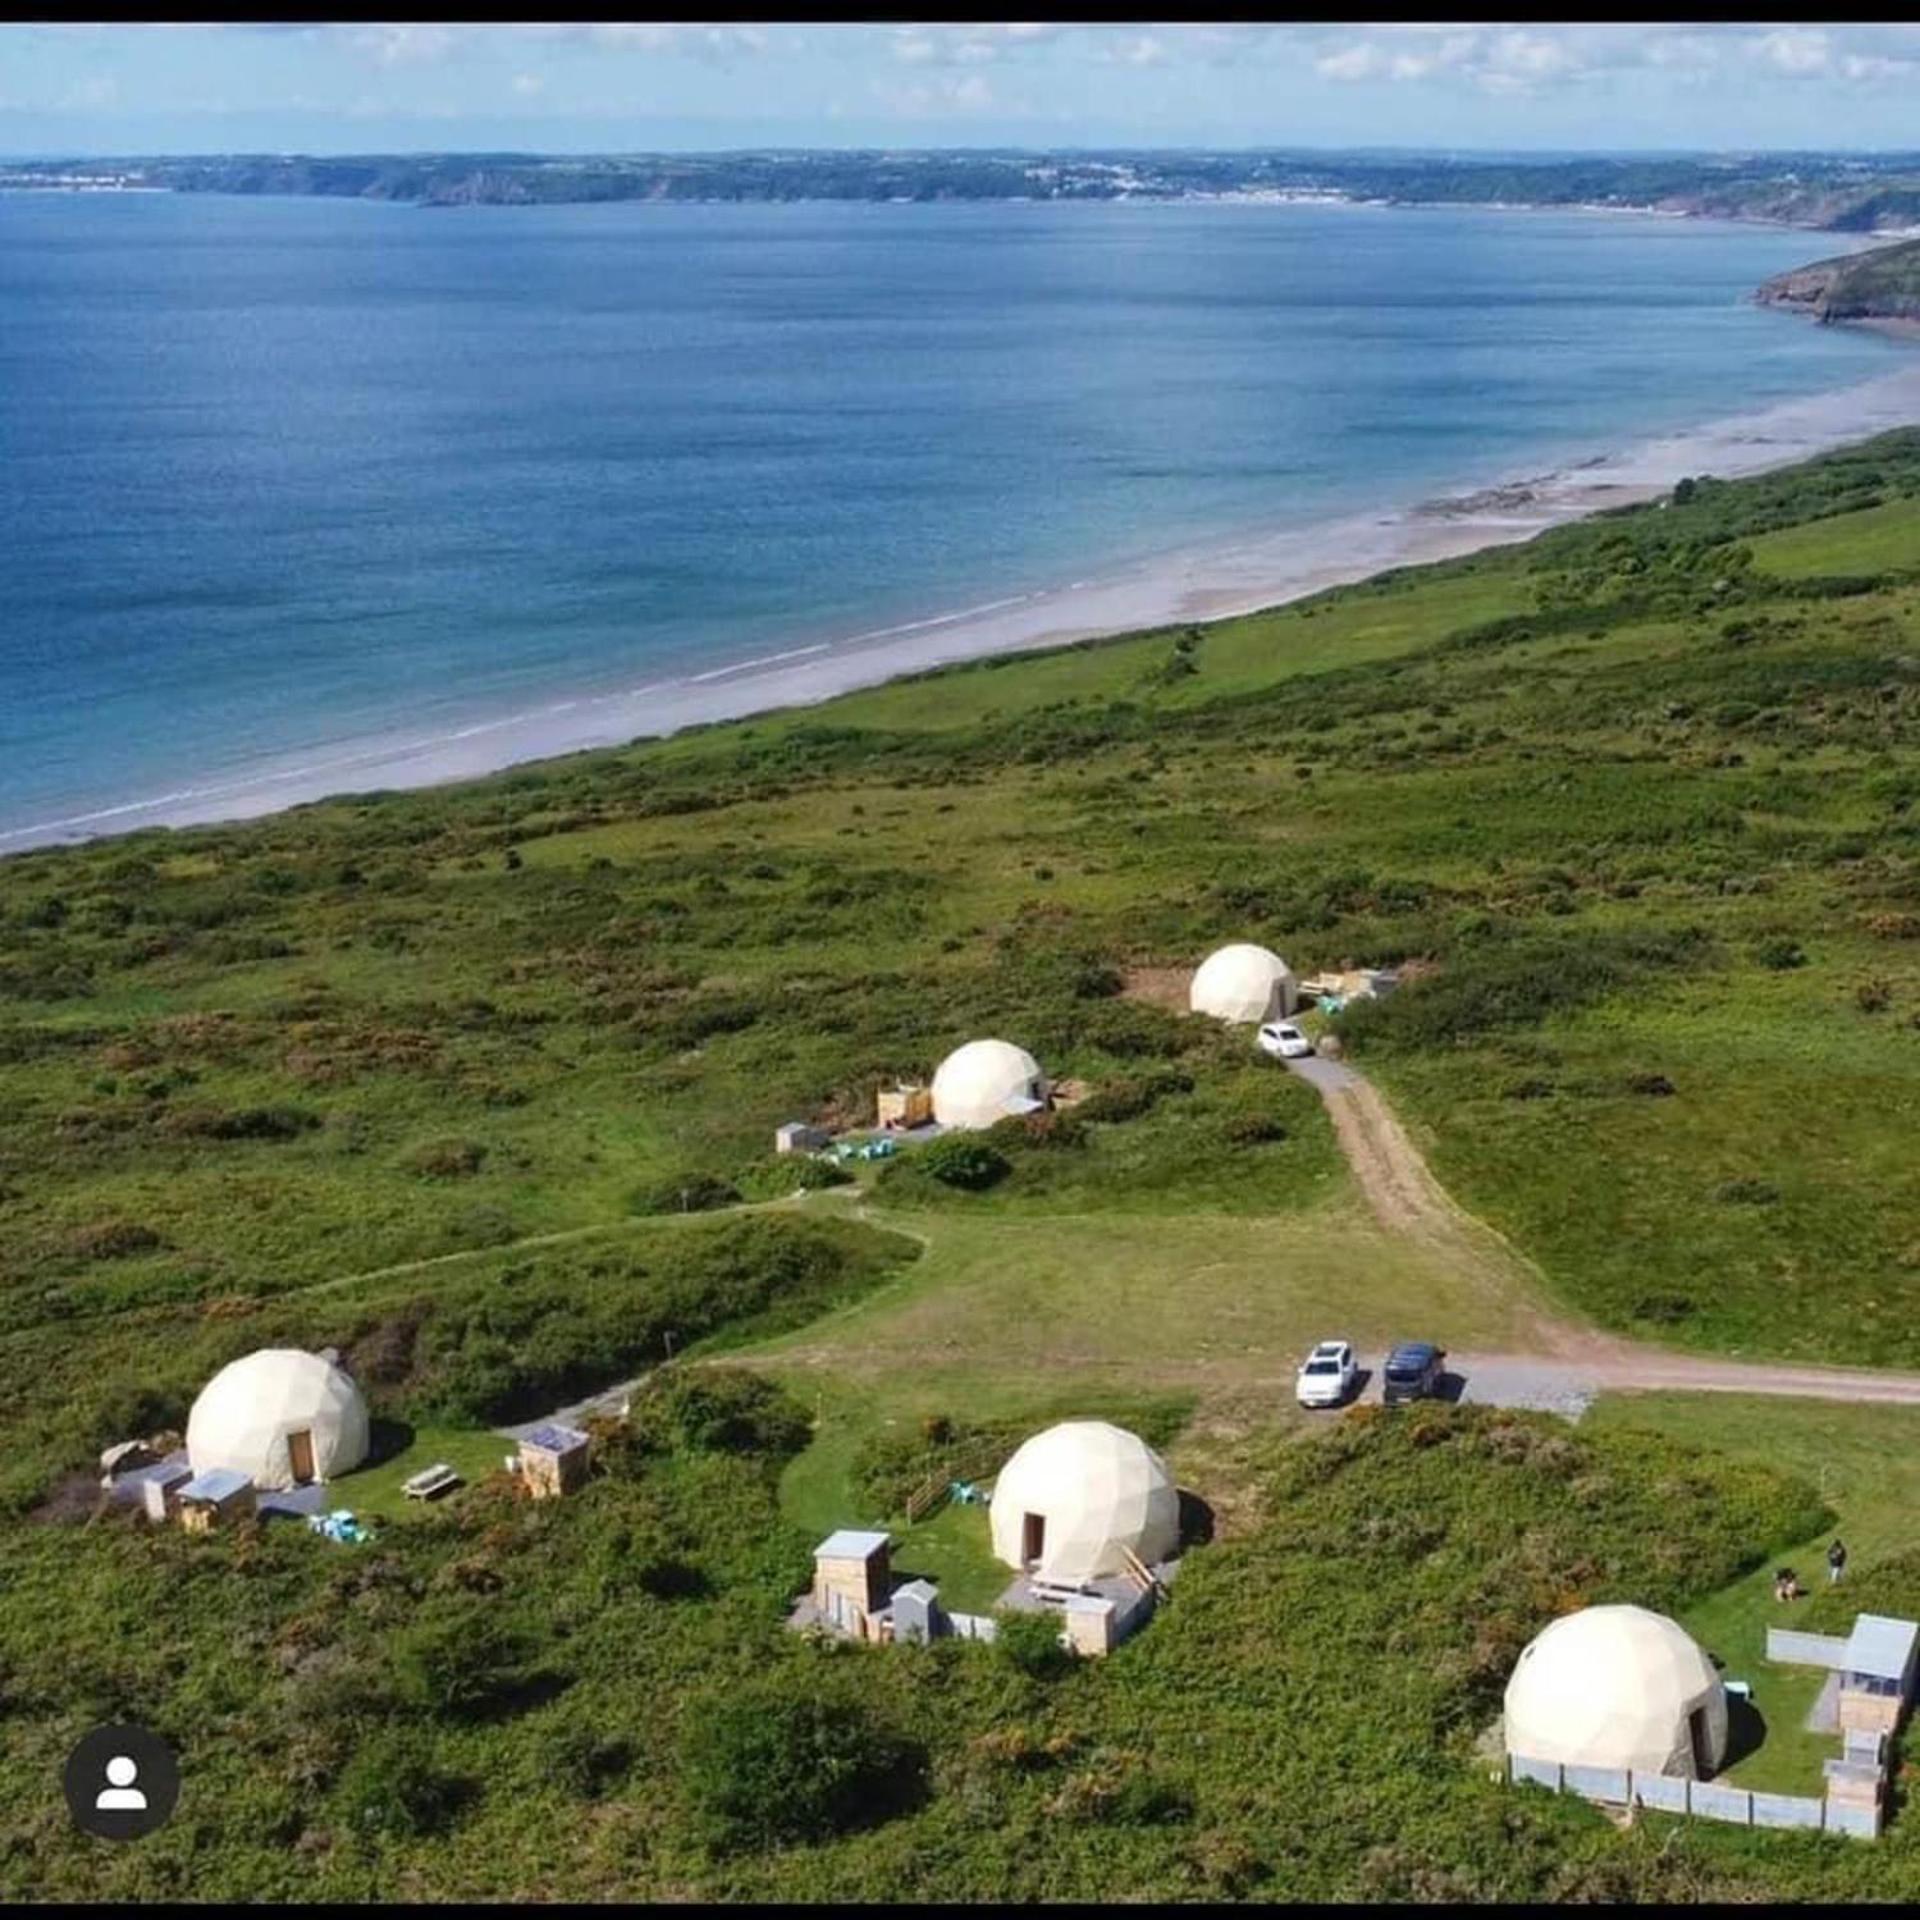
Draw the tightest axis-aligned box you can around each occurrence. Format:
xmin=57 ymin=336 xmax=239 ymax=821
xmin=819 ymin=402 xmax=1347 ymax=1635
xmin=3 ymin=430 xmax=1920 ymax=1897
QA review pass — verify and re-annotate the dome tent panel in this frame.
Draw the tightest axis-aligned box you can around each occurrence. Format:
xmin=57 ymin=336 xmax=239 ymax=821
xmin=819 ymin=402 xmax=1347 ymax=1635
xmin=930 ymin=1038 xmax=1047 ymax=1131
xmin=989 ymin=1419 xmax=1178 ymax=1585
xmin=1503 ymin=1603 xmax=1728 ymax=1778
xmin=186 ymin=1348 xmax=371 ymax=1492
xmin=1190 ymin=943 xmax=1297 ymax=1024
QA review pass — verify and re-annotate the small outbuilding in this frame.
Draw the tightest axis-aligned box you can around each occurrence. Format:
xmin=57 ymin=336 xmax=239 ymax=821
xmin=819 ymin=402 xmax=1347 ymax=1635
xmin=930 ymin=1039 xmax=1048 ymax=1131
xmin=811 ymin=1528 xmax=893 ymax=1640
xmin=989 ymin=1420 xmax=1179 ymax=1586
xmin=186 ymin=1347 xmax=370 ymax=1491
xmin=1839 ymin=1614 xmax=1920 ymax=1738
xmin=1504 ymin=1603 xmax=1727 ymax=1779
xmin=876 ymin=1083 xmax=934 ymax=1130
xmin=515 ymin=1423 xmax=591 ymax=1500
xmin=1190 ymin=943 xmax=1297 ymax=1024
xmin=774 ymin=1121 xmax=830 ymax=1155
xmin=176 ymin=1467 xmax=258 ymax=1534
xmin=141 ymin=1461 xmax=194 ymax=1525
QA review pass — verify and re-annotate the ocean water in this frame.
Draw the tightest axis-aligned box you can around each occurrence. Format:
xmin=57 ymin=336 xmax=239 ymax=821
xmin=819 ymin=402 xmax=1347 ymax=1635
xmin=0 ymin=192 xmax=1904 ymax=847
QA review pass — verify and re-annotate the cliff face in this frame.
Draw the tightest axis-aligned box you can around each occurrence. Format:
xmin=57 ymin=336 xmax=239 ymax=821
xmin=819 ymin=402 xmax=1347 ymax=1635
xmin=1757 ymin=238 xmax=1920 ymax=326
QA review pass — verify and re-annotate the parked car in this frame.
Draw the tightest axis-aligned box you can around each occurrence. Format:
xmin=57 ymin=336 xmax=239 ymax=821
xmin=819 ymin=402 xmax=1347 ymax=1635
xmin=1295 ymin=1338 xmax=1357 ymax=1409
xmin=1257 ymin=1021 xmax=1313 ymax=1060
xmin=1381 ymin=1341 xmax=1448 ymax=1405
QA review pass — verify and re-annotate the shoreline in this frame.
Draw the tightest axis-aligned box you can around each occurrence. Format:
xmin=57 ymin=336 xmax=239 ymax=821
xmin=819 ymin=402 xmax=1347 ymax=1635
xmin=6 ymin=358 xmax=1920 ymax=857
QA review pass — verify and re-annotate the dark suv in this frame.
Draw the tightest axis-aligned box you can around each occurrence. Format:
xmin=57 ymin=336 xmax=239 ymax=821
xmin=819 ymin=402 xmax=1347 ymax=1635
xmin=1381 ymin=1341 xmax=1447 ymax=1406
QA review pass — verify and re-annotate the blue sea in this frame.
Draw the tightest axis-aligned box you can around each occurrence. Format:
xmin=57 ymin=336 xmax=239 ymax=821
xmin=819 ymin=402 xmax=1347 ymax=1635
xmin=0 ymin=192 xmax=1905 ymax=847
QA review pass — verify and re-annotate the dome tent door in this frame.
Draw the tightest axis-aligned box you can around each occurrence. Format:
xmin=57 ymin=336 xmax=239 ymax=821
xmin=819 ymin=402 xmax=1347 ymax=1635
xmin=287 ymin=1429 xmax=315 ymax=1485
xmin=1689 ymin=1704 xmax=1715 ymax=1778
xmin=1022 ymin=1512 xmax=1046 ymax=1568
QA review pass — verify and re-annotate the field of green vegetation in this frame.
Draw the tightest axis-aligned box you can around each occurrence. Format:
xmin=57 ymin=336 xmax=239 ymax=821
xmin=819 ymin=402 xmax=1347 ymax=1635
xmin=3 ymin=431 xmax=1919 ymax=1897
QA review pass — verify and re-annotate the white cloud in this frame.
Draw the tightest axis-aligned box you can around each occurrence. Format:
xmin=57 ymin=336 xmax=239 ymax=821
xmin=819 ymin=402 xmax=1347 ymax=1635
xmin=510 ymin=73 xmax=543 ymax=97
xmin=873 ymin=69 xmax=1006 ymax=119
xmin=584 ymin=24 xmax=768 ymax=60
xmin=1756 ymin=29 xmax=1830 ymax=76
xmin=347 ymin=25 xmax=458 ymax=69
xmin=1111 ymin=35 xmax=1168 ymax=69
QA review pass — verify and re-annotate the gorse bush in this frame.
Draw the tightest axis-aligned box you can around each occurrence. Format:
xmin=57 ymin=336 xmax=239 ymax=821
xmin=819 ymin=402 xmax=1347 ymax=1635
xmin=912 ymin=1135 xmax=1012 ymax=1191
xmin=679 ymin=1680 xmax=922 ymax=1852
xmin=631 ymin=1172 xmax=742 ymax=1216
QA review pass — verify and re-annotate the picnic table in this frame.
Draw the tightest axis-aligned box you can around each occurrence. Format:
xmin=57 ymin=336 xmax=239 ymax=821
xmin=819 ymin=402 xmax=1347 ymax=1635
xmin=402 ymin=1462 xmax=463 ymax=1501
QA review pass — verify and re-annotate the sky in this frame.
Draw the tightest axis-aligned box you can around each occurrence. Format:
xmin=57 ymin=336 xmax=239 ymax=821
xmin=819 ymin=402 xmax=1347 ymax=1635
xmin=4 ymin=22 xmax=1920 ymax=158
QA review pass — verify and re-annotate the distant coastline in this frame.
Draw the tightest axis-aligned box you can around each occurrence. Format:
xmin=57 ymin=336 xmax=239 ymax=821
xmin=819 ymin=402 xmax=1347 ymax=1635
xmin=4 ymin=147 xmax=1920 ymax=235
xmin=7 ymin=355 xmax=1918 ymax=857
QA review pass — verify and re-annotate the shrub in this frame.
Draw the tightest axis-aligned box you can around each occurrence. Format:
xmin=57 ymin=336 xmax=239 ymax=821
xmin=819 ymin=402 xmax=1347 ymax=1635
xmin=161 ymin=1104 xmax=320 ymax=1142
xmin=1074 ymin=1068 xmax=1192 ymax=1125
xmin=984 ymin=1110 xmax=1088 ymax=1154
xmin=400 ymin=1137 xmax=488 ymax=1179
xmin=1754 ymin=936 xmax=1807 ymax=971
xmin=995 ymin=1606 xmax=1074 ymax=1680
xmin=540 ymin=1721 xmax=633 ymax=1802
xmin=1626 ymin=1072 xmax=1676 ymax=1097
xmin=1856 ymin=977 xmax=1894 ymax=1014
xmin=915 ymin=1135 xmax=1011 ymax=1192
xmin=1501 ymin=1077 xmax=1555 ymax=1101
xmin=332 ymin=1726 xmax=474 ymax=1840
xmin=61 ymin=1219 xmax=164 ymax=1263
xmin=1715 ymin=1177 xmax=1779 ymax=1206
xmin=679 ymin=1683 xmax=919 ymax=1851
xmin=627 ymin=1369 xmax=811 ymax=1461
xmin=390 ymin=1612 xmax=544 ymax=1721
xmin=1219 ymin=1108 xmax=1288 ymax=1146
xmin=792 ymin=1156 xmax=853 ymax=1191
xmin=630 ymin=1173 xmax=742 ymax=1216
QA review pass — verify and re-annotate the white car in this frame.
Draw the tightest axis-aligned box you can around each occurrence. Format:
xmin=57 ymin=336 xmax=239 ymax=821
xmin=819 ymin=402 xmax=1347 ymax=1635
xmin=1296 ymin=1339 xmax=1357 ymax=1409
xmin=1257 ymin=1021 xmax=1314 ymax=1060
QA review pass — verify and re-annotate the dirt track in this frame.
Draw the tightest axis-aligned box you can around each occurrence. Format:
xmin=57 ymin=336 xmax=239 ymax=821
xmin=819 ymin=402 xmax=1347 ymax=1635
xmin=1287 ymin=1054 xmax=1920 ymax=1407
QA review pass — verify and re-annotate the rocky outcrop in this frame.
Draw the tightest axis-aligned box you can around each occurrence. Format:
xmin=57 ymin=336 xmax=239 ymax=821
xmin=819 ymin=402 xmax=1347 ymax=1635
xmin=1757 ymin=238 xmax=1920 ymax=327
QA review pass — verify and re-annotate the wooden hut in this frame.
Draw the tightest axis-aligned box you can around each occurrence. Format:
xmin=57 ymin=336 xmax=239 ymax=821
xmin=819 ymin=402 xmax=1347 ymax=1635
xmin=176 ymin=1467 xmax=257 ymax=1533
xmin=1839 ymin=1615 xmax=1920 ymax=1738
xmin=876 ymin=1084 xmax=933 ymax=1130
xmin=516 ymin=1423 xmax=591 ymax=1500
xmin=810 ymin=1529 xmax=892 ymax=1640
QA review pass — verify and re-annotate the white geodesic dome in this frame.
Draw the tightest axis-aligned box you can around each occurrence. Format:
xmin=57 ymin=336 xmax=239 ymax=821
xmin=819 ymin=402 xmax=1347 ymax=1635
xmin=186 ymin=1348 xmax=370 ymax=1491
xmin=989 ymin=1420 xmax=1180 ymax=1584
xmin=1503 ymin=1604 xmax=1728 ymax=1778
xmin=1189 ymin=943 xmax=1296 ymax=1024
xmin=930 ymin=1039 xmax=1047 ymax=1131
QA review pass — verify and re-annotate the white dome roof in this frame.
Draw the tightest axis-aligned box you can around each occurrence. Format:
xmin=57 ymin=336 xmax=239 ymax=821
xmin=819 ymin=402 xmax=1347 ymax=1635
xmin=989 ymin=1419 xmax=1179 ymax=1584
xmin=187 ymin=1348 xmax=370 ymax=1491
xmin=931 ymin=1038 xmax=1047 ymax=1131
xmin=1190 ymin=943 xmax=1296 ymax=1024
xmin=1504 ymin=1604 xmax=1727 ymax=1778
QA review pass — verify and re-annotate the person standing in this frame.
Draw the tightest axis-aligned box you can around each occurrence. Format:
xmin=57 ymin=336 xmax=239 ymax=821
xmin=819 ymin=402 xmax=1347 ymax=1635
xmin=1828 ymin=1538 xmax=1848 ymax=1585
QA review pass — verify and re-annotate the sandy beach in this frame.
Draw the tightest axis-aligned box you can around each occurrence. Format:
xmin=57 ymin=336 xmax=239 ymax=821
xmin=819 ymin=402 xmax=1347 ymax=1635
xmin=7 ymin=355 xmax=1920 ymax=853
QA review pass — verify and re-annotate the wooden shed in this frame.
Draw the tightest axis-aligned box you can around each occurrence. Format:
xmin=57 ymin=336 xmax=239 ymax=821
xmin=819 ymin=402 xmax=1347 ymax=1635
xmin=876 ymin=1084 xmax=932 ymax=1130
xmin=1839 ymin=1615 xmax=1919 ymax=1737
xmin=811 ymin=1528 xmax=892 ymax=1641
xmin=516 ymin=1422 xmax=591 ymax=1500
xmin=176 ymin=1467 xmax=257 ymax=1533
